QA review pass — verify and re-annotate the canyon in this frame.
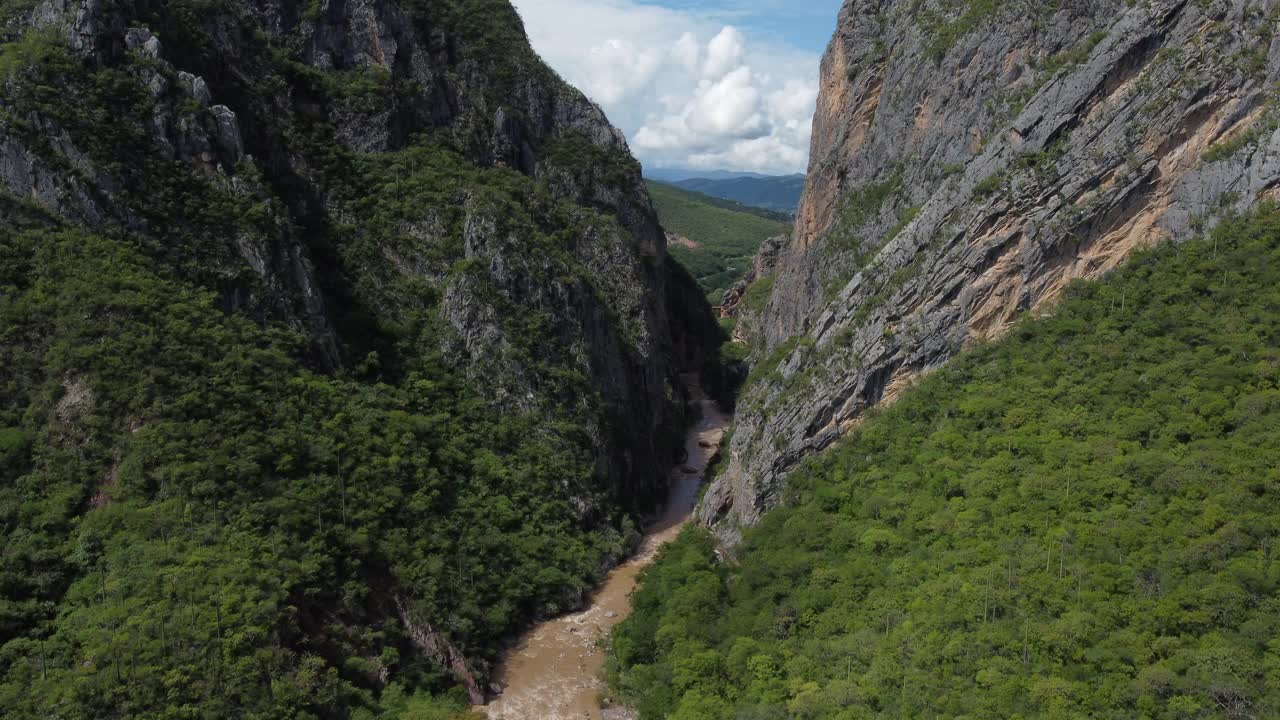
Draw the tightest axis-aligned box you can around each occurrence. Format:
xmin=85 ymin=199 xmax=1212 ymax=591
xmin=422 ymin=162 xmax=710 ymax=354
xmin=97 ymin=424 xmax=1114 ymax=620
xmin=4 ymin=0 xmax=1280 ymax=717
xmin=484 ymin=381 xmax=728 ymax=720
xmin=701 ymin=0 xmax=1280 ymax=542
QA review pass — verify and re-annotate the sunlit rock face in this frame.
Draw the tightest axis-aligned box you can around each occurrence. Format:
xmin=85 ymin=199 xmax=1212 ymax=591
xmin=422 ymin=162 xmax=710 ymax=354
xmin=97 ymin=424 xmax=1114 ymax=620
xmin=703 ymin=0 xmax=1280 ymax=541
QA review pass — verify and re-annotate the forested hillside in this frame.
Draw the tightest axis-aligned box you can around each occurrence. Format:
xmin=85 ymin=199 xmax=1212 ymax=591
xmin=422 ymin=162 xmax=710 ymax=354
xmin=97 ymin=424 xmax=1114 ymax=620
xmin=1 ymin=218 xmax=604 ymax=719
xmin=671 ymin=175 xmax=805 ymax=215
xmin=646 ymin=180 xmax=790 ymax=302
xmin=701 ymin=0 xmax=1280 ymax=538
xmin=0 ymin=0 xmax=718 ymax=717
xmin=610 ymin=206 xmax=1280 ymax=719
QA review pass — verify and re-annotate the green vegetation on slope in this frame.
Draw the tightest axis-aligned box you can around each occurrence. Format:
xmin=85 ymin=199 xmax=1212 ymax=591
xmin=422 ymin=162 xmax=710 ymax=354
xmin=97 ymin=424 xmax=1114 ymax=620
xmin=609 ymin=205 xmax=1280 ymax=719
xmin=1 ymin=224 xmax=618 ymax=718
xmin=672 ymin=175 xmax=805 ymax=216
xmin=0 ymin=3 xmax=669 ymax=718
xmin=650 ymin=181 xmax=792 ymax=224
xmin=646 ymin=180 xmax=790 ymax=302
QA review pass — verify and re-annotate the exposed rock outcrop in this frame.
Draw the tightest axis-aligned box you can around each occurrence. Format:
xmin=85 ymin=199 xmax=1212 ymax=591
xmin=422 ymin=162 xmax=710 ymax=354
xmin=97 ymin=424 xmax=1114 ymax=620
xmin=1 ymin=0 xmax=715 ymax=513
xmin=720 ymin=233 xmax=786 ymax=317
xmin=0 ymin=0 xmax=720 ymax=696
xmin=701 ymin=0 xmax=1280 ymax=539
xmin=397 ymin=597 xmax=486 ymax=705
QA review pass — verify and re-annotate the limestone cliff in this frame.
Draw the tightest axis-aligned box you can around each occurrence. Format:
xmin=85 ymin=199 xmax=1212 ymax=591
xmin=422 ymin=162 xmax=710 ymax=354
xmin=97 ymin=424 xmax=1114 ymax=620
xmin=0 ymin=0 xmax=715 ymax=513
xmin=0 ymin=0 xmax=720 ymax=708
xmin=702 ymin=0 xmax=1280 ymax=538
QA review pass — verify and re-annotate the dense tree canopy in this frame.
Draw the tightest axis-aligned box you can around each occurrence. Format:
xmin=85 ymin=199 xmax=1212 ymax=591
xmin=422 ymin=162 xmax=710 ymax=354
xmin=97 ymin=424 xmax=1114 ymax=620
xmin=0 ymin=221 xmax=636 ymax=718
xmin=609 ymin=206 xmax=1280 ymax=719
xmin=0 ymin=1 xmax=668 ymax=717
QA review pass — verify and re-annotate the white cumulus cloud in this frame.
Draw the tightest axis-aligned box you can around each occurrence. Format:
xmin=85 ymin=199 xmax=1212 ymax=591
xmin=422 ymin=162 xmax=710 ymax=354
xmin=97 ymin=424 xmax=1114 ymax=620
xmin=671 ymin=32 xmax=701 ymax=74
xmin=703 ymin=26 xmax=746 ymax=79
xmin=511 ymin=0 xmax=820 ymax=174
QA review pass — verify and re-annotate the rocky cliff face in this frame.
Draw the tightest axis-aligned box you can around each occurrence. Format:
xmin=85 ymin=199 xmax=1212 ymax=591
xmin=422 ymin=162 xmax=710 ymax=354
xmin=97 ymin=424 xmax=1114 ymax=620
xmin=702 ymin=0 xmax=1280 ymax=538
xmin=0 ymin=0 xmax=720 ymax=708
xmin=1 ymin=0 xmax=712 ymax=512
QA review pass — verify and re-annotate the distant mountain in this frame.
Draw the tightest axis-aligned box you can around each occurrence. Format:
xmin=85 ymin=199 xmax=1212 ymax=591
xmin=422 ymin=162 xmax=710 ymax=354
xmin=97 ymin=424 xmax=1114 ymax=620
xmin=644 ymin=167 xmax=771 ymax=183
xmin=672 ymin=174 xmax=806 ymax=215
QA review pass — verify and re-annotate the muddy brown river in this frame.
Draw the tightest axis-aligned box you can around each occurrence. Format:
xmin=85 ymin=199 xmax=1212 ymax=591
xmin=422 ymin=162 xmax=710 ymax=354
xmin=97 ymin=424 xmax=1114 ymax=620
xmin=482 ymin=386 xmax=729 ymax=720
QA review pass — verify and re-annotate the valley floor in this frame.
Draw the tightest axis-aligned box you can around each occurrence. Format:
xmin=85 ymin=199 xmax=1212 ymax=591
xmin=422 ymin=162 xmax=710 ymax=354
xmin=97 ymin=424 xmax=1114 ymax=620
xmin=483 ymin=382 xmax=731 ymax=720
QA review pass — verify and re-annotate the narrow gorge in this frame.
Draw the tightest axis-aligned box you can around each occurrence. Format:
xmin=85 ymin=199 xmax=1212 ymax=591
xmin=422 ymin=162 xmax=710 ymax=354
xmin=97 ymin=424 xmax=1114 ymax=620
xmin=606 ymin=0 xmax=1280 ymax=717
xmin=4 ymin=0 xmax=1280 ymax=718
xmin=485 ymin=380 xmax=729 ymax=720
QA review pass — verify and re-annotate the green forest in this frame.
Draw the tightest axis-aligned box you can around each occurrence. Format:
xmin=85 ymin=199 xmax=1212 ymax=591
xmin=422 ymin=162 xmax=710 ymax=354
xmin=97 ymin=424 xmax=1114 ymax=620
xmin=607 ymin=205 xmax=1280 ymax=719
xmin=0 ymin=185 xmax=650 ymax=718
xmin=646 ymin=181 xmax=789 ymax=302
xmin=0 ymin=1 xmax=672 ymax=718
xmin=670 ymin=175 xmax=804 ymax=216
xmin=0 ymin=220 xmax=569 ymax=718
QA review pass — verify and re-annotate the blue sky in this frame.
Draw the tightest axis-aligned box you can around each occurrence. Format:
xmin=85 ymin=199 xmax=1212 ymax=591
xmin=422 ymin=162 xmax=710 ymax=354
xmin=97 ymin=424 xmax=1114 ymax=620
xmin=512 ymin=0 xmax=844 ymax=174
xmin=651 ymin=0 xmax=843 ymax=51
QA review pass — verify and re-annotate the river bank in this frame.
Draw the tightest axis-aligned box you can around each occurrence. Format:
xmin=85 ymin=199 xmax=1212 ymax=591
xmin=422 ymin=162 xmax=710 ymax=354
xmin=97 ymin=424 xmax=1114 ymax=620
xmin=482 ymin=384 xmax=730 ymax=720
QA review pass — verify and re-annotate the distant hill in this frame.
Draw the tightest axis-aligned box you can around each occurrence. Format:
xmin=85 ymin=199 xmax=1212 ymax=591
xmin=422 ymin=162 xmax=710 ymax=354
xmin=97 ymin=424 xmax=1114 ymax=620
xmin=646 ymin=180 xmax=790 ymax=303
xmin=644 ymin=168 xmax=771 ymax=183
xmin=671 ymin=174 xmax=806 ymax=215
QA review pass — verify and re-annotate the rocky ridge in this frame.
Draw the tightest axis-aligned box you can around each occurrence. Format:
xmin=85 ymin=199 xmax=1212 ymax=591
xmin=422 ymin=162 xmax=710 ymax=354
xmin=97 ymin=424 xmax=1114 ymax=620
xmin=1 ymin=0 xmax=716 ymax=512
xmin=0 ymin=0 xmax=720 ymax=707
xmin=702 ymin=0 xmax=1280 ymax=538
